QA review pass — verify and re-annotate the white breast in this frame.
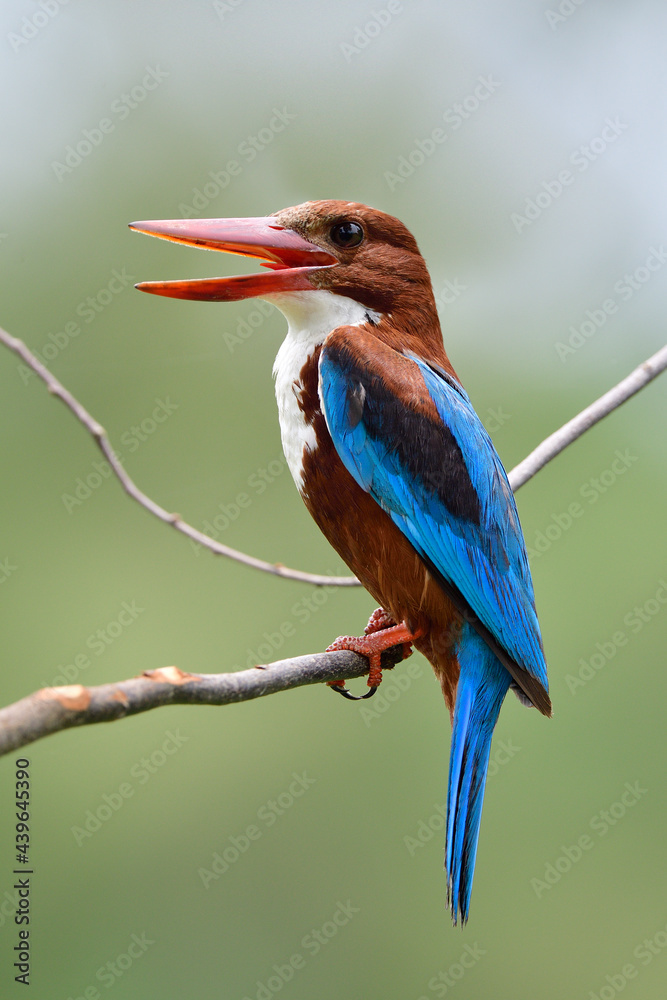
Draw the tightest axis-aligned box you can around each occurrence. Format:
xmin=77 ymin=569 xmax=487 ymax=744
xmin=268 ymin=290 xmax=380 ymax=490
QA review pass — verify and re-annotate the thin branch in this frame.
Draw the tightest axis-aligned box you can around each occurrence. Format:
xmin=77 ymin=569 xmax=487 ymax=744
xmin=0 ymin=326 xmax=356 ymax=588
xmin=1 ymin=326 xmax=665 ymax=587
xmin=0 ymin=652 xmax=374 ymax=756
xmin=508 ymin=344 xmax=667 ymax=490
xmin=1 ymin=330 xmax=665 ymax=755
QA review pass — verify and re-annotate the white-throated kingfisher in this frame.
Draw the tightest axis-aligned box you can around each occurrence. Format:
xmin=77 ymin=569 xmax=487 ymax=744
xmin=130 ymin=201 xmax=551 ymax=924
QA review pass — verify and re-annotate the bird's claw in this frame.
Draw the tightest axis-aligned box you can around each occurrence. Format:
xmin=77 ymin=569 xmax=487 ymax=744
xmin=325 ymin=620 xmax=423 ymax=700
xmin=328 ymin=681 xmax=378 ymax=701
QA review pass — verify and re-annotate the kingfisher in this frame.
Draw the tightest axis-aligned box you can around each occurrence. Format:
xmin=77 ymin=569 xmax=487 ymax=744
xmin=130 ymin=200 xmax=551 ymax=924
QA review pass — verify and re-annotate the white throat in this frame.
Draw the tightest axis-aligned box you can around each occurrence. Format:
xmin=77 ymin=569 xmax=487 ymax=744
xmin=267 ymin=290 xmax=380 ymax=490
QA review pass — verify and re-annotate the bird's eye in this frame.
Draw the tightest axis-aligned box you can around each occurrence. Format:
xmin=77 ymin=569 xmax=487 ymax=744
xmin=329 ymin=220 xmax=364 ymax=248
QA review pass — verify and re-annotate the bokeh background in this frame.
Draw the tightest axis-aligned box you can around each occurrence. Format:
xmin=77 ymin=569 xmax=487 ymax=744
xmin=1 ymin=2 xmax=666 ymax=998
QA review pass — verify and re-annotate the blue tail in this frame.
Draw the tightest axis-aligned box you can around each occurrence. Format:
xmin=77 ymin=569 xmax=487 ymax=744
xmin=446 ymin=623 xmax=511 ymax=924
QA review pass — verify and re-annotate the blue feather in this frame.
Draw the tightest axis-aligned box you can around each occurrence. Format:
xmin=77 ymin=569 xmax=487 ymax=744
xmin=446 ymin=623 xmax=511 ymax=923
xmin=318 ymin=334 xmax=549 ymax=920
xmin=319 ymin=347 xmax=548 ymax=692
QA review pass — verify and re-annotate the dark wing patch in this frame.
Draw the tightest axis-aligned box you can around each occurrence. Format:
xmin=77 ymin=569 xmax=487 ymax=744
xmin=329 ymin=339 xmax=481 ymax=525
xmin=319 ymin=325 xmax=550 ymax=713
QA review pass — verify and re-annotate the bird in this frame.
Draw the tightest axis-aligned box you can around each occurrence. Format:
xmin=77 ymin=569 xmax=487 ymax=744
xmin=130 ymin=200 xmax=551 ymax=924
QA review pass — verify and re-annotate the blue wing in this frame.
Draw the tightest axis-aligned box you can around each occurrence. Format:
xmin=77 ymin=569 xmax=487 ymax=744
xmin=318 ymin=327 xmax=549 ymax=707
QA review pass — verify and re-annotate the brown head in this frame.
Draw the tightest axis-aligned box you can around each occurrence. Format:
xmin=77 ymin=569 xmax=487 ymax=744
xmin=130 ymin=199 xmax=452 ymax=369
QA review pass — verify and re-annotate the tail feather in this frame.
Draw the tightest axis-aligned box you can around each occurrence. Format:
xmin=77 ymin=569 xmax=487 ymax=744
xmin=446 ymin=625 xmax=511 ymax=924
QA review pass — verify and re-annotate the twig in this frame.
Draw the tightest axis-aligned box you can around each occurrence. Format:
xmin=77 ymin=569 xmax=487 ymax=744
xmin=0 ymin=326 xmax=356 ymax=587
xmin=0 ymin=326 xmax=665 ymax=586
xmin=0 ymin=653 xmax=373 ymax=756
xmin=508 ymin=344 xmax=667 ymax=490
xmin=0 ymin=328 xmax=665 ymax=755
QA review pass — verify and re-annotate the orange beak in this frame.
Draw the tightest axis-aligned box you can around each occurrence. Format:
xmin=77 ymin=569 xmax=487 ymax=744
xmin=129 ymin=217 xmax=336 ymax=301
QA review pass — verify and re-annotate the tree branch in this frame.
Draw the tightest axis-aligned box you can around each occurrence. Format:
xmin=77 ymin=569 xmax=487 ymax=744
xmin=508 ymin=344 xmax=667 ymax=490
xmin=0 ymin=652 xmax=373 ymax=756
xmin=1 ymin=325 xmax=665 ymax=586
xmin=0 ymin=326 xmax=357 ymax=588
xmin=1 ymin=322 xmax=665 ymax=756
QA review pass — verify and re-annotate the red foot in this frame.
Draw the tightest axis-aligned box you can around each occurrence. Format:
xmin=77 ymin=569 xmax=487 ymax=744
xmin=326 ymin=620 xmax=424 ymax=689
xmin=364 ymin=608 xmax=397 ymax=636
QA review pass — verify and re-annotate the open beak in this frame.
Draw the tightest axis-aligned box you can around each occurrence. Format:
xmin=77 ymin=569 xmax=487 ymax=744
xmin=129 ymin=217 xmax=336 ymax=301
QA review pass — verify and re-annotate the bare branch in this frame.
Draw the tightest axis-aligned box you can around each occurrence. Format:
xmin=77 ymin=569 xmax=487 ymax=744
xmin=0 ymin=326 xmax=357 ymax=587
xmin=508 ymin=344 xmax=667 ymax=490
xmin=1 ymin=327 xmax=665 ymax=755
xmin=0 ymin=652 xmax=373 ymax=756
xmin=1 ymin=326 xmax=665 ymax=589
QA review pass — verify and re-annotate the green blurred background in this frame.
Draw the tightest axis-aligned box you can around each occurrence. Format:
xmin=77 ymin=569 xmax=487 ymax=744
xmin=1 ymin=2 xmax=666 ymax=998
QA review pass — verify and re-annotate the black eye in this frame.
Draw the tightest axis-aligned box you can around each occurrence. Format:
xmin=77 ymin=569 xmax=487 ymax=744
xmin=329 ymin=220 xmax=364 ymax=248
